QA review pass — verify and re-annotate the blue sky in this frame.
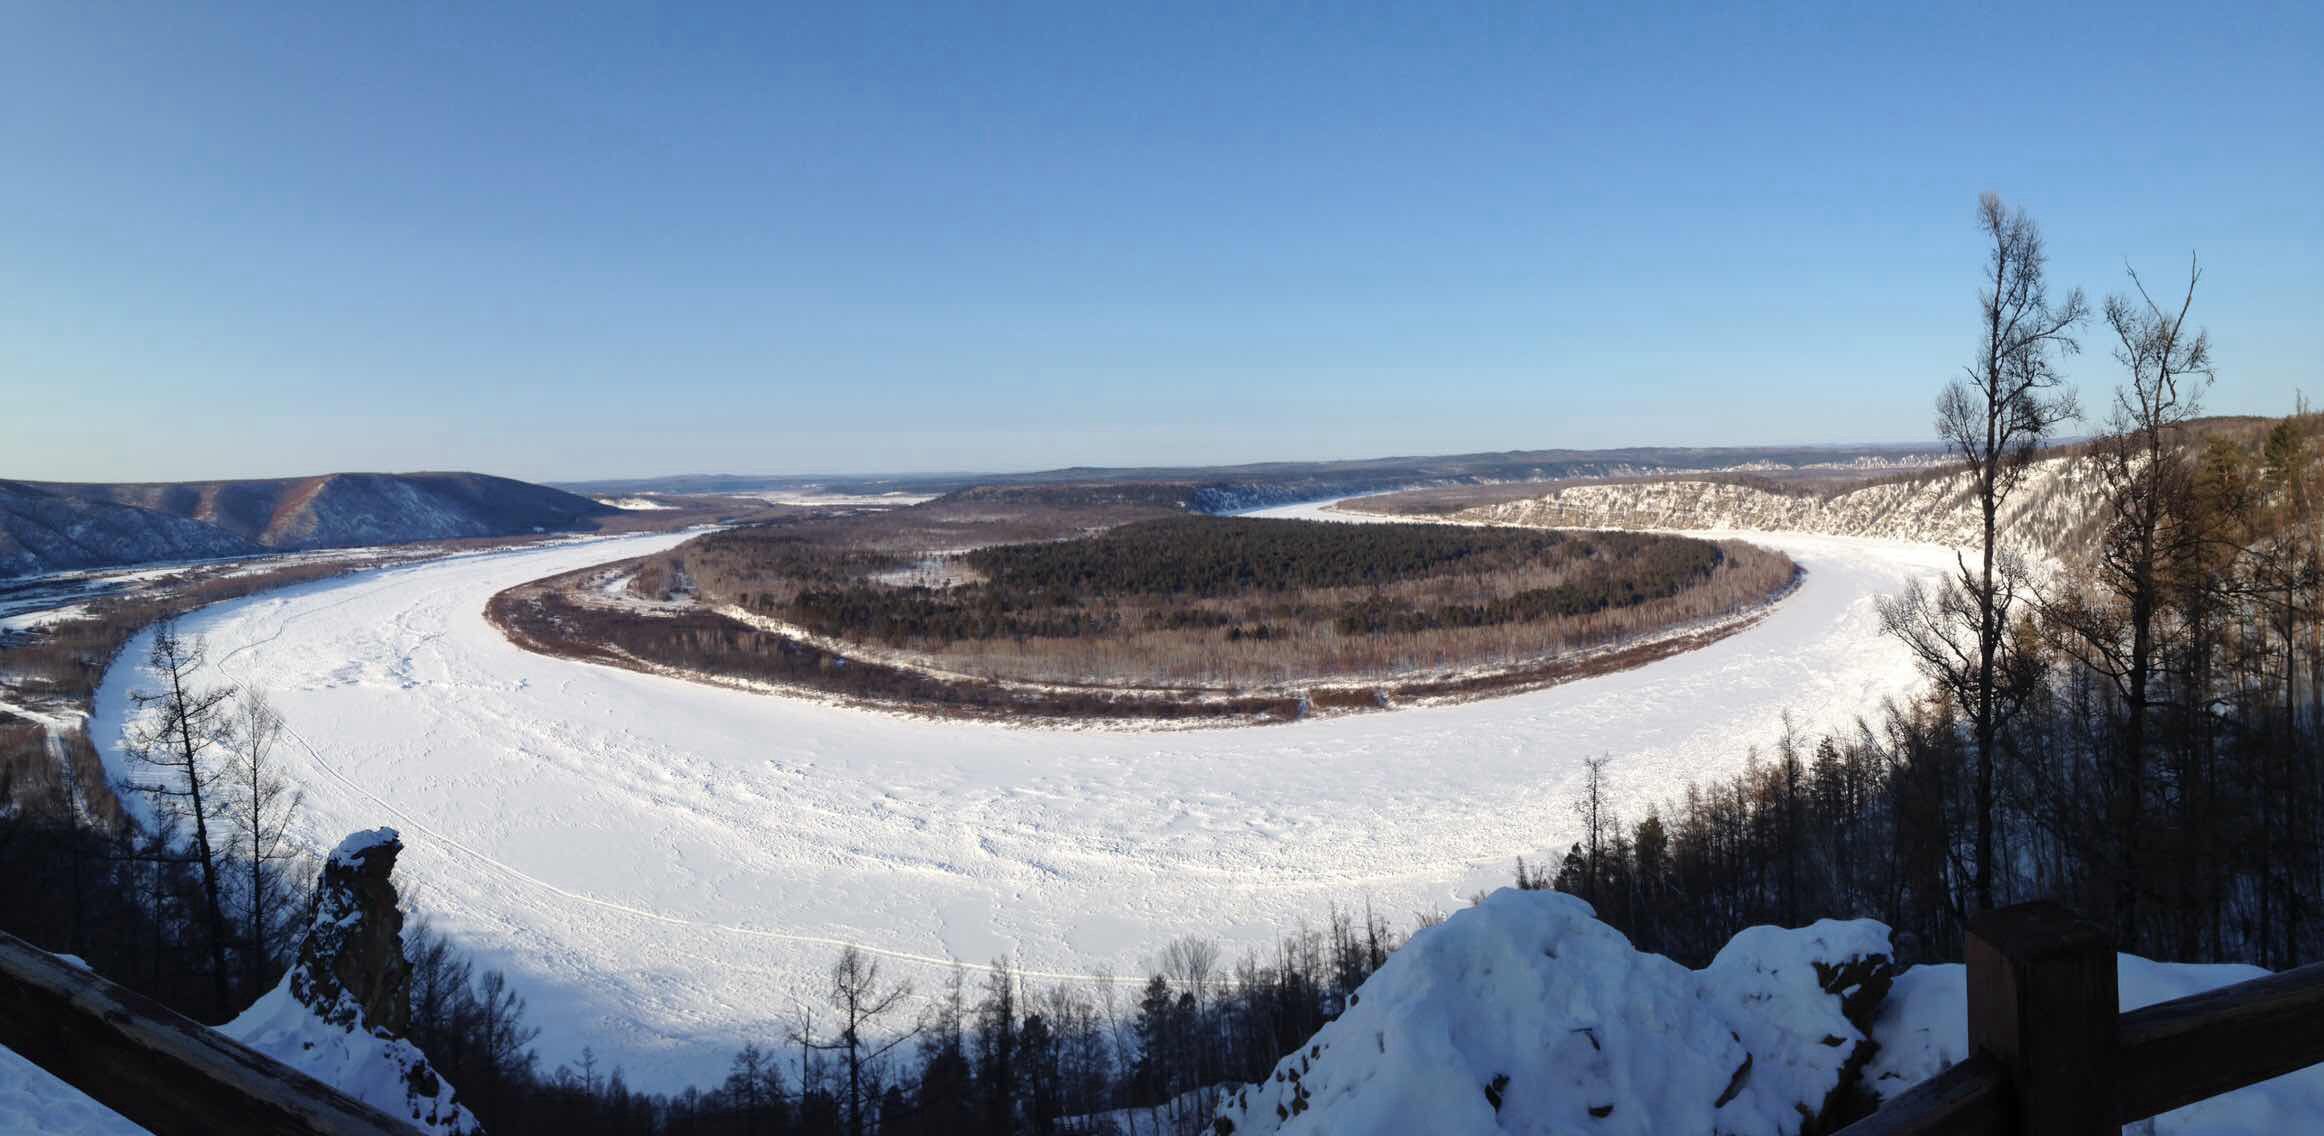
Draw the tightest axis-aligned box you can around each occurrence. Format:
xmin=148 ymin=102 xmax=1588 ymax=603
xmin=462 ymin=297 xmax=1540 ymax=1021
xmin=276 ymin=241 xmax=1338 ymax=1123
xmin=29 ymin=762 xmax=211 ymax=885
xmin=4 ymin=3 xmax=2318 ymax=482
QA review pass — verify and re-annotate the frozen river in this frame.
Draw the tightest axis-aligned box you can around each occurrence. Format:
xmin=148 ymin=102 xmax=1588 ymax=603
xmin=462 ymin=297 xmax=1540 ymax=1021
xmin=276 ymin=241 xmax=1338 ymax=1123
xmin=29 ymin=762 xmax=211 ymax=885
xmin=93 ymin=504 xmax=1955 ymax=1088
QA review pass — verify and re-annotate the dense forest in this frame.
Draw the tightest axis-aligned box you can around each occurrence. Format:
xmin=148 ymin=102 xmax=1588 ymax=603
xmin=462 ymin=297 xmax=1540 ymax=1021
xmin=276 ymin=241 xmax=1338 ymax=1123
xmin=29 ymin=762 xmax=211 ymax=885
xmin=640 ymin=513 xmax=1793 ymax=692
xmin=487 ymin=576 xmax=1315 ymax=724
xmin=791 ymin=517 xmax=1727 ymax=646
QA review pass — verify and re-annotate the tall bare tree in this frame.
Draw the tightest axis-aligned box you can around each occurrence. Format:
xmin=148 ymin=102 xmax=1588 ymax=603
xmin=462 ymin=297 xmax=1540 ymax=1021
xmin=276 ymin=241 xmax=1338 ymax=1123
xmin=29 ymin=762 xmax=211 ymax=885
xmin=808 ymin=945 xmax=916 ymax=1136
xmin=1572 ymin=754 xmax=1616 ymax=909
xmin=124 ymin=621 xmax=238 ymax=1013
xmin=1883 ymin=192 xmax=2086 ymax=914
xmin=226 ymin=689 xmax=306 ymax=993
xmin=2041 ymin=255 xmax=2213 ymax=946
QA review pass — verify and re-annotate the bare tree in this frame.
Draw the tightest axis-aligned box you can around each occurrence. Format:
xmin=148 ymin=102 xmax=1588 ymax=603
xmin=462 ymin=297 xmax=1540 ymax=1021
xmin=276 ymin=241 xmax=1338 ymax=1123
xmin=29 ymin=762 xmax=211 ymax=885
xmin=226 ymin=689 xmax=306 ymax=993
xmin=2041 ymin=255 xmax=2213 ymax=946
xmin=1883 ymin=192 xmax=2086 ymax=914
xmin=807 ymin=945 xmax=916 ymax=1136
xmin=124 ymin=621 xmax=238 ymax=1013
xmin=1572 ymin=754 xmax=1617 ymax=908
xmin=1157 ymin=936 xmax=1220 ymax=1121
xmin=1092 ymin=963 xmax=1142 ymax=1136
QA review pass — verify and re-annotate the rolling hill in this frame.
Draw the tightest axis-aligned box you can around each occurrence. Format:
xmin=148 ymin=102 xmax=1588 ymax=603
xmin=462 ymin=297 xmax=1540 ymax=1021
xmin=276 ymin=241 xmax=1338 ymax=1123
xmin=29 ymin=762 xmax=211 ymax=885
xmin=0 ymin=472 xmax=616 ymax=577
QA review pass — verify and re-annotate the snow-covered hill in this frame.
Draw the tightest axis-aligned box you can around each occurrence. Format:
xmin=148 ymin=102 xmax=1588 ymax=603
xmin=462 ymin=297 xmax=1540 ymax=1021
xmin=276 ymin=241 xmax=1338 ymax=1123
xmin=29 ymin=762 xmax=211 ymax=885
xmin=0 ymin=480 xmax=259 ymax=579
xmin=0 ymin=472 xmax=616 ymax=577
xmin=1215 ymin=889 xmax=2324 ymax=1136
xmin=1451 ymin=456 xmax=2111 ymax=569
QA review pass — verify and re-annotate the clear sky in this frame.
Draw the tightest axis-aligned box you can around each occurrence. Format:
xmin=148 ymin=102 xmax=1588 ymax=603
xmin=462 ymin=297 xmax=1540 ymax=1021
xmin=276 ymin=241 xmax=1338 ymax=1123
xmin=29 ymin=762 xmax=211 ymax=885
xmin=3 ymin=3 xmax=2318 ymax=483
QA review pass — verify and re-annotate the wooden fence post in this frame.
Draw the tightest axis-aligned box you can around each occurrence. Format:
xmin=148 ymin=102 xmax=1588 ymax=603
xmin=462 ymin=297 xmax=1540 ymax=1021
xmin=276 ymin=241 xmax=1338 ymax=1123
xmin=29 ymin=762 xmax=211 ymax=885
xmin=1966 ymin=901 xmax=2117 ymax=1135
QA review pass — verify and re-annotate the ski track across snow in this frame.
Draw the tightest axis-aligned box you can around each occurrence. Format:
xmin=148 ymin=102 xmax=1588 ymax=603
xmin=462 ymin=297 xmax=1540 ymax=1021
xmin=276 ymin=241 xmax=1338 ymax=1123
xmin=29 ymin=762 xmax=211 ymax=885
xmin=88 ymin=502 xmax=1958 ymax=1090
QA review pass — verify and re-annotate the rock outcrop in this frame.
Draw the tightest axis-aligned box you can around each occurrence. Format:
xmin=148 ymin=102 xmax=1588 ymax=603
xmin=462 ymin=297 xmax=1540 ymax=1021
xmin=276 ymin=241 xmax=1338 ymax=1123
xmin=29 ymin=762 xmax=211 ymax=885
xmin=221 ymin=828 xmax=481 ymax=1135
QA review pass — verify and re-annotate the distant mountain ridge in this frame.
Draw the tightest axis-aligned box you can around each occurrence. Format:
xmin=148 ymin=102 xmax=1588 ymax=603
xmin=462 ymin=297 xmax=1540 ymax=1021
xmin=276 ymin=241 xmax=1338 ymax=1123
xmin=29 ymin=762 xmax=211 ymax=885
xmin=0 ymin=471 xmax=614 ymax=577
xmin=558 ymin=443 xmax=1944 ymax=501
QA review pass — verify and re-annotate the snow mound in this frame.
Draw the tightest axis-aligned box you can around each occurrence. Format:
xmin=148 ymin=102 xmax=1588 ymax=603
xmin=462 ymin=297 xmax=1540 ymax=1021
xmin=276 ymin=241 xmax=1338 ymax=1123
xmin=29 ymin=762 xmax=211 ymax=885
xmin=221 ymin=984 xmax=476 ymax=1134
xmin=220 ymin=828 xmax=479 ymax=1134
xmin=1213 ymin=889 xmax=1893 ymax=1136
xmin=1701 ymin=918 xmax=1895 ymax=1125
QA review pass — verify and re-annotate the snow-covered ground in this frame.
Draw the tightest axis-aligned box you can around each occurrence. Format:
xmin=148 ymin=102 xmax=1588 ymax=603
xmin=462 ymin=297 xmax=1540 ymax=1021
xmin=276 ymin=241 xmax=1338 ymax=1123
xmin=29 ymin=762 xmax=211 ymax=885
xmin=87 ymin=509 xmax=1958 ymax=1090
xmin=0 ymin=1044 xmax=144 ymax=1135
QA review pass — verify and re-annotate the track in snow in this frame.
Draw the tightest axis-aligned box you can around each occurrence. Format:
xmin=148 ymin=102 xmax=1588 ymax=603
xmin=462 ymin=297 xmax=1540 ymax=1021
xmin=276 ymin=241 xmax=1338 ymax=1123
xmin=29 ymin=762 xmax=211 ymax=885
xmin=91 ymin=509 xmax=1956 ymax=1089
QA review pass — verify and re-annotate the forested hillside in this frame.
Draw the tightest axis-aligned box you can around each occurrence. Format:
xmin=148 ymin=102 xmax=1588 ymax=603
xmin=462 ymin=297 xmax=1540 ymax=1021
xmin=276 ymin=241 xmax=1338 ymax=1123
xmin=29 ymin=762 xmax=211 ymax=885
xmin=0 ymin=472 xmax=616 ymax=577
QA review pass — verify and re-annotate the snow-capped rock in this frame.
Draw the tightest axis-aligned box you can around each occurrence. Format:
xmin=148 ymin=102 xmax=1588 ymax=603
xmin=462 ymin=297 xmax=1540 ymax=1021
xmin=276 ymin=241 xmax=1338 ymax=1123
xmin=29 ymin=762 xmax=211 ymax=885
xmin=220 ymin=828 xmax=480 ymax=1135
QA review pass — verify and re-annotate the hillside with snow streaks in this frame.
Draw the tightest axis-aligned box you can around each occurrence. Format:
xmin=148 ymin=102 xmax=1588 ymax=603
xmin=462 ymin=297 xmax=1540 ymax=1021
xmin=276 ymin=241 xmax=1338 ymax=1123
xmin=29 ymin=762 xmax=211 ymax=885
xmin=0 ymin=472 xmax=616 ymax=577
xmin=1454 ymin=456 xmax=2110 ymax=569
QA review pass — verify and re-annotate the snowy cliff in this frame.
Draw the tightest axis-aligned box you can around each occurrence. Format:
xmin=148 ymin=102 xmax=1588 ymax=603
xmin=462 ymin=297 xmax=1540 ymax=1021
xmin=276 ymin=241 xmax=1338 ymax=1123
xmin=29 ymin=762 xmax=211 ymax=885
xmin=1214 ymin=889 xmax=2324 ymax=1136
xmin=1454 ymin=457 xmax=2111 ymax=569
xmin=220 ymin=828 xmax=480 ymax=1135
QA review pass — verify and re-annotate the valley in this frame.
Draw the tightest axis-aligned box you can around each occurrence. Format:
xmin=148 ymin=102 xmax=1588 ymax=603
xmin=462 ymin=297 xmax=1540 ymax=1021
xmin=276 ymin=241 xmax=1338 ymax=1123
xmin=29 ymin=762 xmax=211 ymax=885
xmin=81 ymin=502 xmax=1954 ymax=1087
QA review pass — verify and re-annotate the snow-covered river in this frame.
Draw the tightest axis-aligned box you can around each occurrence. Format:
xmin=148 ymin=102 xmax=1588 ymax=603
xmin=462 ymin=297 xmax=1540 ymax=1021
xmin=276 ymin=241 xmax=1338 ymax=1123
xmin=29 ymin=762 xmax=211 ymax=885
xmin=91 ymin=504 xmax=1956 ymax=1088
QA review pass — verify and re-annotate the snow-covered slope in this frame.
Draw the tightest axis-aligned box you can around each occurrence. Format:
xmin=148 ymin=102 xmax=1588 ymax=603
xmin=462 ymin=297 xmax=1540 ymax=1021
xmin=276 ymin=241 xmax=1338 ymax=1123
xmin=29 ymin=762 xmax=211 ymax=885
xmin=220 ymin=828 xmax=480 ymax=1135
xmin=1457 ymin=456 xmax=2110 ymax=569
xmin=1217 ymin=889 xmax=2324 ymax=1136
xmin=0 ymin=1042 xmax=147 ymax=1135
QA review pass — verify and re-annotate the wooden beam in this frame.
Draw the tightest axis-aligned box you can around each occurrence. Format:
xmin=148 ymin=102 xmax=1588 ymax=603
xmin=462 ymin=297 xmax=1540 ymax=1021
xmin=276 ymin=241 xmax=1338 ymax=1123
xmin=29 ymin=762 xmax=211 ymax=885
xmin=1966 ymin=901 xmax=2116 ymax=1135
xmin=1827 ymin=1054 xmax=2009 ymax=1136
xmin=0 ymin=931 xmax=417 ymax=1135
xmin=2115 ymin=960 xmax=2324 ymax=1123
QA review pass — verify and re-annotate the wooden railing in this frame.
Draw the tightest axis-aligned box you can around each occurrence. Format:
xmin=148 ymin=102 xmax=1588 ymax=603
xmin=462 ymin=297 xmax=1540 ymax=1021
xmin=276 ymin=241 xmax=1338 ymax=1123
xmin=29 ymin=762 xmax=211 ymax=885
xmin=0 ymin=930 xmax=416 ymax=1135
xmin=1835 ymin=901 xmax=2324 ymax=1135
xmin=10 ymin=904 xmax=2323 ymax=1135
